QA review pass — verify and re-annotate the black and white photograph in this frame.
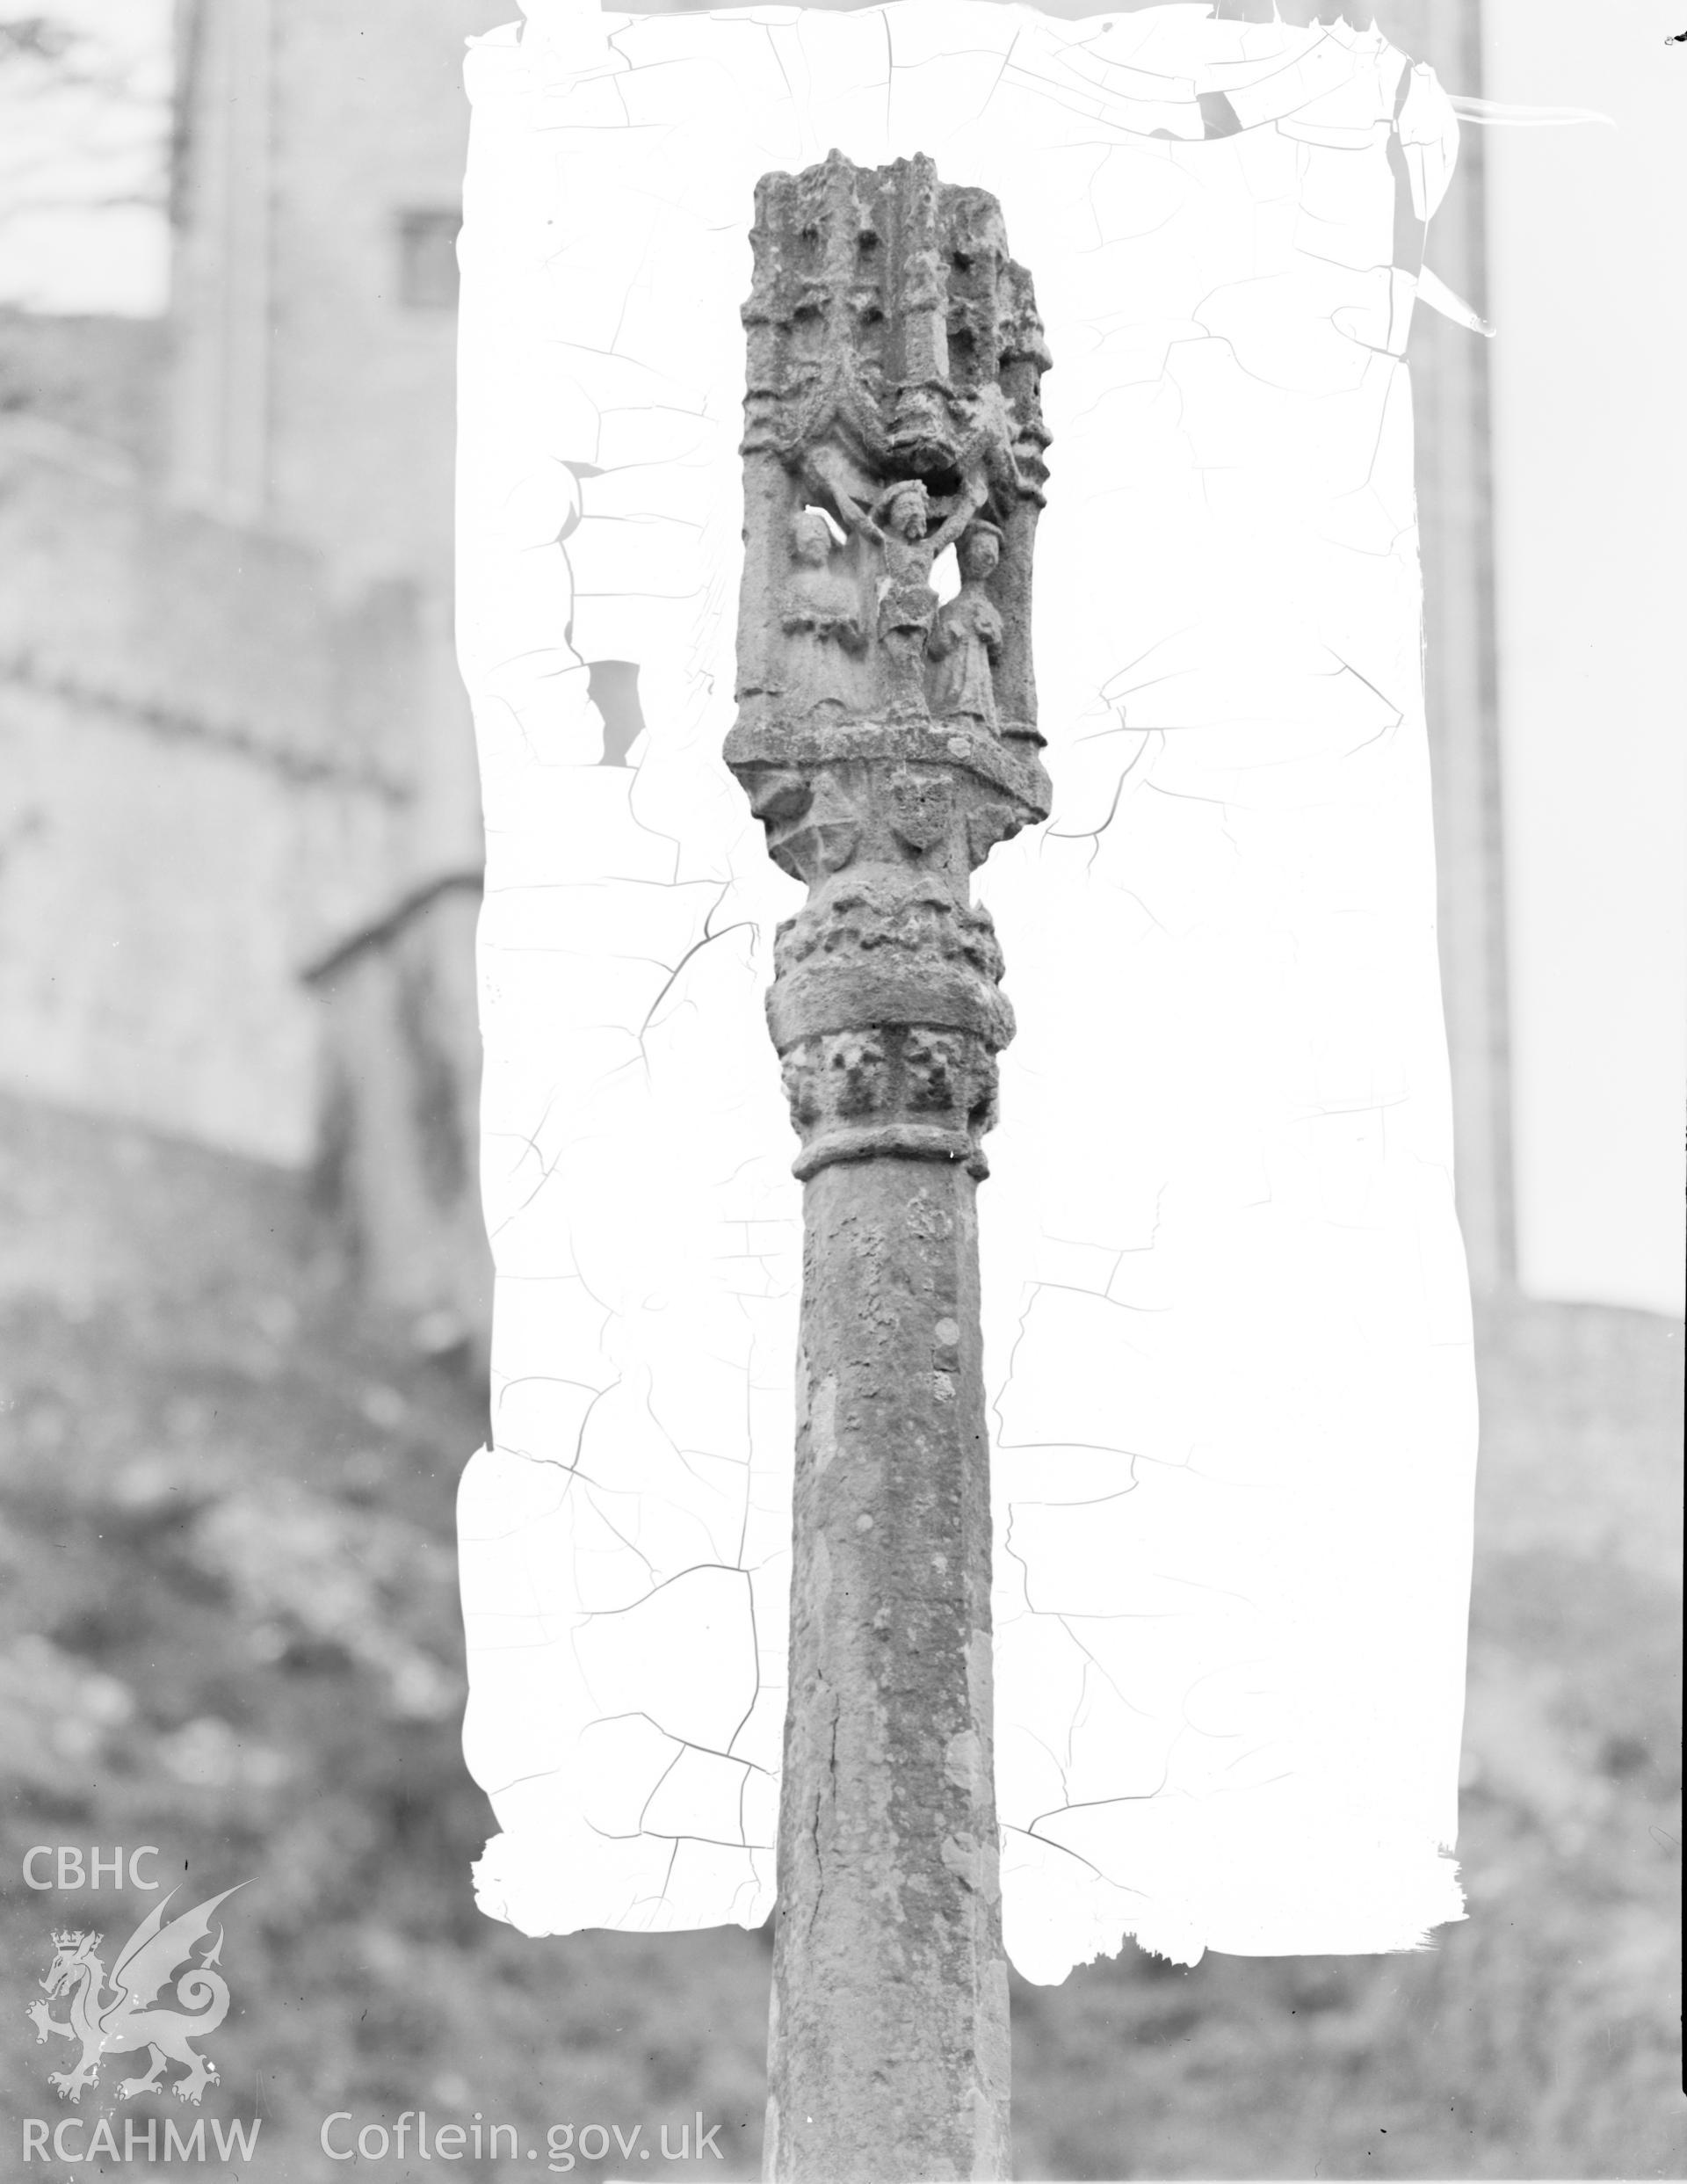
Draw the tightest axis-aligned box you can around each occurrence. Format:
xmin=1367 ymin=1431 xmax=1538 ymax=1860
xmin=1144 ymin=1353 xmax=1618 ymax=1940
xmin=1 ymin=2 xmax=1680 ymax=2179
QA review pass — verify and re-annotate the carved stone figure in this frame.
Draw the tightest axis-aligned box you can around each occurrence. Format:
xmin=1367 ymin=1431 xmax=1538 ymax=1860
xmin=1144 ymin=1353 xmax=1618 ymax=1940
xmin=928 ymin=520 xmax=1005 ymax=731
xmin=824 ymin=1030 xmax=887 ymax=1117
xmin=850 ymin=476 xmax=987 ymax=722
xmin=779 ymin=510 xmax=866 ymax=717
xmin=903 ymin=1027 xmax=967 ymax=1115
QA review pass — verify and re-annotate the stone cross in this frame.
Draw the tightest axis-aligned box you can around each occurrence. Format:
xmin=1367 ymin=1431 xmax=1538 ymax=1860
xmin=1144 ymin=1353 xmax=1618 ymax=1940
xmin=725 ymin=149 xmax=1052 ymax=2184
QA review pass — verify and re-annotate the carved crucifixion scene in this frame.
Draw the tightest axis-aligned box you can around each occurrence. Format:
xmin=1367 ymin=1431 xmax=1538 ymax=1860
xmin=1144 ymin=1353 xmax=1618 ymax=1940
xmin=737 ymin=148 xmax=1050 ymax=746
xmin=728 ymin=150 xmax=1053 ymax=1186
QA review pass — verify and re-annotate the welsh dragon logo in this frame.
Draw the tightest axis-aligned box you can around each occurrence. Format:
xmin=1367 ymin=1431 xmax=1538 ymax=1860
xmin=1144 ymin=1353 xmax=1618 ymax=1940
xmin=25 ymin=1884 xmax=245 ymax=2106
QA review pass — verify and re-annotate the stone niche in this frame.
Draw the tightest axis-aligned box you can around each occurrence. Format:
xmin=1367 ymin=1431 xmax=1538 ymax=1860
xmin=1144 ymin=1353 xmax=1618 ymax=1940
xmin=730 ymin=147 xmax=1052 ymax=756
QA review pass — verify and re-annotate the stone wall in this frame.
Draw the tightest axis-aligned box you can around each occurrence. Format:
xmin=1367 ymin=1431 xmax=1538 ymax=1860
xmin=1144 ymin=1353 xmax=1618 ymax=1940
xmin=0 ymin=423 xmax=402 ymax=1164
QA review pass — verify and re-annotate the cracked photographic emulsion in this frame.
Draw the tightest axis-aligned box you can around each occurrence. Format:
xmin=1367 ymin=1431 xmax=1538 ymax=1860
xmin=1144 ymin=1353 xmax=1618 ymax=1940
xmin=455 ymin=0 xmax=1481 ymax=1986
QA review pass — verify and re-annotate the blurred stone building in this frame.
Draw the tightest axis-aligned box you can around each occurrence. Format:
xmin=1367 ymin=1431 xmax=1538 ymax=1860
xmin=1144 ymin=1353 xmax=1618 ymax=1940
xmin=0 ymin=0 xmax=1519 ymax=1370
xmin=0 ymin=0 xmax=515 ymax=1360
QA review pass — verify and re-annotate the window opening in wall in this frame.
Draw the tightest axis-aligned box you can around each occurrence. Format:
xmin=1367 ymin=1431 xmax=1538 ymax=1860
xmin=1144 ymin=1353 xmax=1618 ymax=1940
xmin=396 ymin=210 xmax=461 ymax=308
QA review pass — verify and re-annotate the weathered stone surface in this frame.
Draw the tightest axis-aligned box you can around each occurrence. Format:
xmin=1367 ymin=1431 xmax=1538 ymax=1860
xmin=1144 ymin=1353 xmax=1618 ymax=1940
xmin=764 ymin=1159 xmax=1010 ymax=2184
xmin=728 ymin=149 xmax=1048 ymax=2183
xmin=728 ymin=149 xmax=1051 ymax=1188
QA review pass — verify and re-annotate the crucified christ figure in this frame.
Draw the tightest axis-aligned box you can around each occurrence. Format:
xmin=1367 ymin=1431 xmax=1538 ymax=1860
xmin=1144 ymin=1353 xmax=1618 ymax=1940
xmin=813 ymin=457 xmax=992 ymax=722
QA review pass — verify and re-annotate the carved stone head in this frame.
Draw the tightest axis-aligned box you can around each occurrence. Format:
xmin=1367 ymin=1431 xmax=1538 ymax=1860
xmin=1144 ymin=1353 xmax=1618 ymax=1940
xmin=958 ymin=521 xmax=1002 ymax=582
xmin=882 ymin=480 xmax=930 ymax=541
xmin=792 ymin=509 xmax=836 ymax=567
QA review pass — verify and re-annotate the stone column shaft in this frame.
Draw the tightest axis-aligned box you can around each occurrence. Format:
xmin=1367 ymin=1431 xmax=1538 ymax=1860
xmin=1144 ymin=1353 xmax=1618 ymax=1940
xmin=727 ymin=149 xmax=1052 ymax=2184
xmin=766 ymin=1158 xmax=1008 ymax=2182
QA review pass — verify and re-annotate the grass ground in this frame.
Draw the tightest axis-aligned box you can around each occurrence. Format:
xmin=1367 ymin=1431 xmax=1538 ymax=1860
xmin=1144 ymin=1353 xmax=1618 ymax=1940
xmin=1 ymin=1099 xmax=1680 ymax=2180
